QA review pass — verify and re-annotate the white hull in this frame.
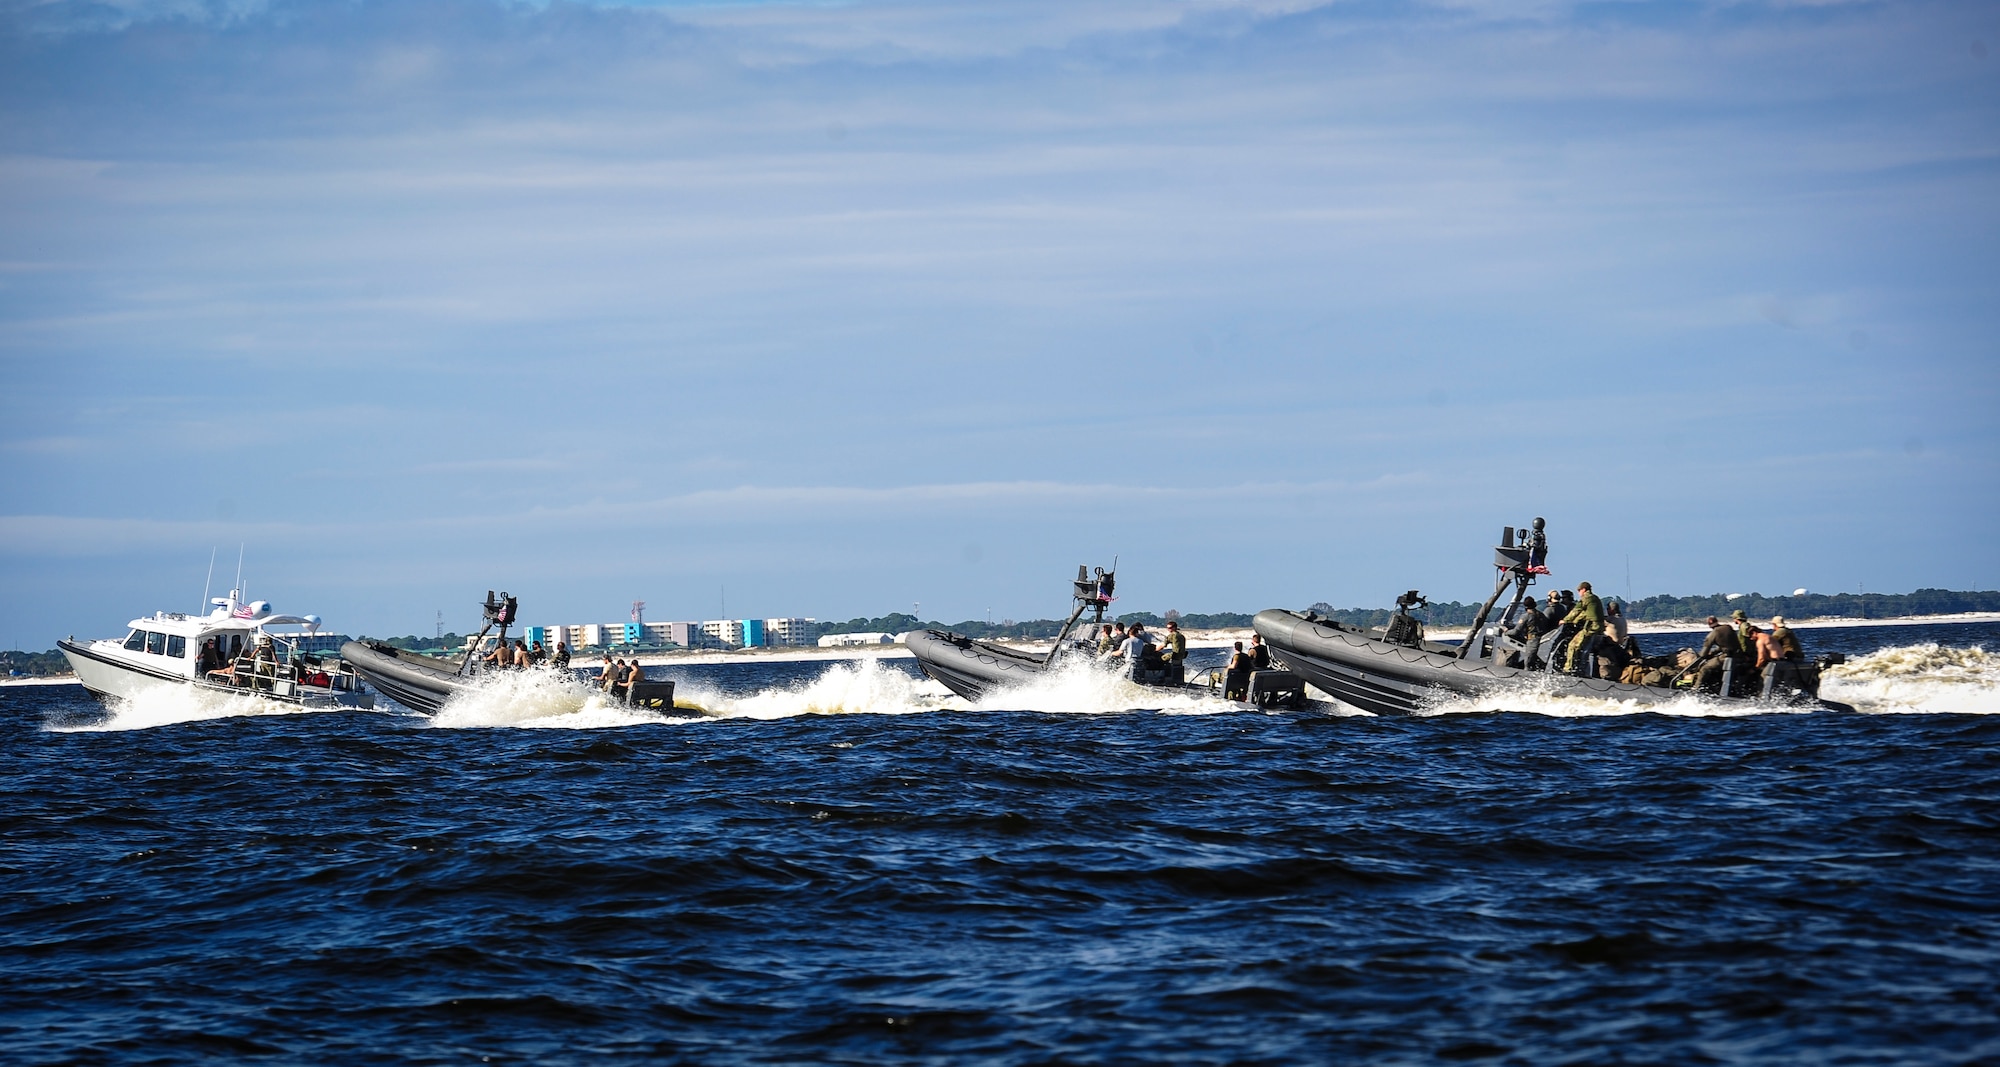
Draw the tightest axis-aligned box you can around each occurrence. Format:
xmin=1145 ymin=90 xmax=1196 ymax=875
xmin=59 ymin=639 xmax=373 ymax=710
xmin=63 ymin=642 xmax=188 ymax=703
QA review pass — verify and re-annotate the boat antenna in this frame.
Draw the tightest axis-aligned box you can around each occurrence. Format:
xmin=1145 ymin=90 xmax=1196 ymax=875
xmin=234 ymin=543 xmax=245 ymax=603
xmin=200 ymin=547 xmax=217 ymax=613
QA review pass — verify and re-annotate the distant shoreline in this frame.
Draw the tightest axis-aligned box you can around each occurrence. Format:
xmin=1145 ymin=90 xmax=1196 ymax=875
xmin=8 ymin=610 xmax=1997 ymax=684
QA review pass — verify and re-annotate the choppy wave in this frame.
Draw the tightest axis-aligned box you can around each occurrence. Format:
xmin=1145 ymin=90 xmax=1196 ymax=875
xmin=1822 ymin=643 xmax=1999 ymax=715
xmin=428 ymin=658 xmax=961 ymax=728
xmin=47 ymin=681 xmax=319 ymax=733
xmin=972 ymin=659 xmax=1239 ymax=715
xmin=684 ymin=658 xmax=959 ymax=720
xmin=428 ymin=658 xmax=1275 ymax=728
xmin=429 ymin=669 xmax=680 ymax=729
xmin=1413 ymin=642 xmax=1999 ymax=717
xmin=1414 ymin=677 xmax=1793 ymax=719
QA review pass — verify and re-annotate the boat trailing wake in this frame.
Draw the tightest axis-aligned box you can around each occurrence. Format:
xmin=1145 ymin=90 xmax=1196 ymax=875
xmin=1410 ymin=642 xmax=1998 ymax=717
xmin=1820 ymin=643 xmax=1999 ymax=715
xmin=426 ymin=658 xmax=1270 ymax=728
xmin=425 ymin=658 xmax=963 ymax=729
xmin=972 ymin=659 xmax=1299 ymax=716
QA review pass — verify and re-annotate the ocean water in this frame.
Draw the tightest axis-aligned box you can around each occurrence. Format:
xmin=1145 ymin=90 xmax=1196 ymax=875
xmin=4 ymin=621 xmax=1998 ymax=1064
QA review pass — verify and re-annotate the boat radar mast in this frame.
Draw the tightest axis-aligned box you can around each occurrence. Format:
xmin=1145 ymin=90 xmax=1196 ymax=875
xmin=457 ymin=590 xmax=518 ymax=674
xmin=1043 ymin=562 xmax=1116 ymax=667
xmin=1454 ymin=517 xmax=1550 ymax=660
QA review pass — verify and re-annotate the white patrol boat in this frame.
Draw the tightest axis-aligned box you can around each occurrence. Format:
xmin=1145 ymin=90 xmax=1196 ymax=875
xmin=58 ymin=590 xmax=374 ymax=710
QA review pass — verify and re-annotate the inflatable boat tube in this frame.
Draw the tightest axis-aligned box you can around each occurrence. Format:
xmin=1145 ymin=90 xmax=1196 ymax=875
xmin=1252 ymin=609 xmax=1850 ymax=716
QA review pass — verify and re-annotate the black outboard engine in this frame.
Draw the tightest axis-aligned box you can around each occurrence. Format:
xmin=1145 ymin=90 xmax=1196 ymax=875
xmin=1384 ymin=590 xmax=1428 ymax=648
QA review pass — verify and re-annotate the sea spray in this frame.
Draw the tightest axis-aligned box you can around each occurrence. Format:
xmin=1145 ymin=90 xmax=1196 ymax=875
xmin=1411 ymin=642 xmax=1999 ymax=717
xmin=1414 ymin=680 xmax=1789 ymax=719
xmin=429 ymin=669 xmax=679 ymax=729
xmin=49 ymin=681 xmax=311 ymax=733
xmin=1821 ymin=643 xmax=1999 ymax=715
xmin=972 ymin=658 xmax=1246 ymax=715
xmin=690 ymin=658 xmax=958 ymax=720
xmin=426 ymin=658 xmax=959 ymax=728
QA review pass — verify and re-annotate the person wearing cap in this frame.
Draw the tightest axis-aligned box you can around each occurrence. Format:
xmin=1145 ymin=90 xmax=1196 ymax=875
xmin=1224 ymin=640 xmax=1252 ymax=700
xmin=251 ymin=634 xmax=278 ymax=690
xmin=1735 ymin=610 xmax=1765 ymax=670
xmin=1560 ymin=581 xmax=1605 ymax=675
xmin=1503 ymin=599 xmax=1548 ymax=669
xmin=1695 ymin=614 xmax=1742 ymax=693
xmin=1769 ymin=617 xmax=1802 ymax=662
xmin=1763 ymin=615 xmax=1807 ymax=695
xmin=1159 ymin=620 xmax=1188 ymax=684
xmin=1116 ymin=623 xmax=1149 ymax=678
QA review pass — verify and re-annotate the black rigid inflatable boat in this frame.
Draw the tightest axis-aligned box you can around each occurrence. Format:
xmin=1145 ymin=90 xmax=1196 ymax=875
xmin=1255 ymin=520 xmax=1853 ymax=717
xmin=343 ymin=590 xmax=675 ymax=714
xmin=907 ymin=565 xmax=1308 ymax=708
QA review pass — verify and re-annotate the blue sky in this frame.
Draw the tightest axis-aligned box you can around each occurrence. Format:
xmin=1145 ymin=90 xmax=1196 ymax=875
xmin=2 ymin=0 xmax=1996 ymax=643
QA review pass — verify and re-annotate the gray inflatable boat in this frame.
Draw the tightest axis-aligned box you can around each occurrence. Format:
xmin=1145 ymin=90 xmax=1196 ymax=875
xmin=908 ymin=565 xmax=1308 ymax=708
xmin=1255 ymin=521 xmax=1851 ymax=717
xmin=343 ymin=590 xmax=675 ymax=713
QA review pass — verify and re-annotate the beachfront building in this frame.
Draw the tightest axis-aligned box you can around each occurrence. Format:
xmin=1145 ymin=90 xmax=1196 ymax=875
xmin=765 ymin=618 xmax=814 ymax=646
xmin=534 ymin=616 xmax=816 ymax=650
xmin=818 ymin=632 xmax=898 ymax=647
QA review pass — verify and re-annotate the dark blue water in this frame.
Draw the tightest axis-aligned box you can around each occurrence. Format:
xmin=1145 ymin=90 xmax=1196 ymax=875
xmin=4 ymin=622 xmax=1998 ymax=1064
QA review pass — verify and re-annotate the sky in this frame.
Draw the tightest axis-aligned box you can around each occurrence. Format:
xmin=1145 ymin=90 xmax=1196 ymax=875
xmin=1 ymin=0 xmax=1997 ymax=644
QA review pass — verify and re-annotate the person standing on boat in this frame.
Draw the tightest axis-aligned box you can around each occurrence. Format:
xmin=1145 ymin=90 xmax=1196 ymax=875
xmin=1560 ymin=582 xmax=1605 ymax=675
xmin=1160 ymin=620 xmax=1188 ymax=684
xmin=1118 ymin=624 xmax=1148 ymax=678
xmin=1249 ymin=633 xmax=1271 ymax=671
xmin=600 ymin=656 xmax=621 ymax=692
xmin=251 ymin=635 xmax=278 ymax=691
xmin=552 ymin=642 xmax=571 ymax=670
xmin=197 ymin=637 xmax=226 ymax=677
xmin=1504 ymin=600 xmax=1548 ymax=669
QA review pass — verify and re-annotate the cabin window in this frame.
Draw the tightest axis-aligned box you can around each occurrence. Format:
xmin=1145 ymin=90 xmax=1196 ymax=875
xmin=145 ymin=631 xmax=166 ymax=655
xmin=124 ymin=630 xmax=145 ymax=651
xmin=167 ymin=635 xmax=187 ymax=659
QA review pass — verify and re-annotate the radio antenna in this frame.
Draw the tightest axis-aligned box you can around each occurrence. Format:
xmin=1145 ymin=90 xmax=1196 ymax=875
xmin=200 ymin=547 xmax=216 ymax=613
